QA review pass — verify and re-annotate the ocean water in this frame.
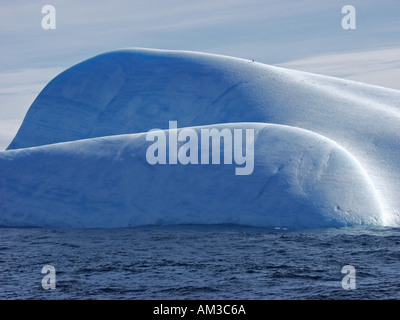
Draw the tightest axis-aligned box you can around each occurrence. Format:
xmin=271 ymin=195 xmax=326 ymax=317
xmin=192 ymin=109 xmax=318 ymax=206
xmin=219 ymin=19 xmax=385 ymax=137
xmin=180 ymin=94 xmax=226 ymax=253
xmin=1 ymin=224 xmax=399 ymax=300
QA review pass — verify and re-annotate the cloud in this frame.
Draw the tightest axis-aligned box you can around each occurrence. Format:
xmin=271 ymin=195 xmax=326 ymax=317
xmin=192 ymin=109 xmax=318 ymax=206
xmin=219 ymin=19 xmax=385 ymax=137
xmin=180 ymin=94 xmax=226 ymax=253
xmin=275 ymin=47 xmax=400 ymax=90
xmin=1 ymin=0 xmax=399 ymax=71
xmin=0 ymin=119 xmax=21 ymax=150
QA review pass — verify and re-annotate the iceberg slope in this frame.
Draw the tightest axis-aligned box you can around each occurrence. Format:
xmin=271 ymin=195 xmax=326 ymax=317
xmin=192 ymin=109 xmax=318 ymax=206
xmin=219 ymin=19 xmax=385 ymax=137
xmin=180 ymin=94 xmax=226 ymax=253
xmin=0 ymin=123 xmax=383 ymax=229
xmin=6 ymin=48 xmax=400 ymax=225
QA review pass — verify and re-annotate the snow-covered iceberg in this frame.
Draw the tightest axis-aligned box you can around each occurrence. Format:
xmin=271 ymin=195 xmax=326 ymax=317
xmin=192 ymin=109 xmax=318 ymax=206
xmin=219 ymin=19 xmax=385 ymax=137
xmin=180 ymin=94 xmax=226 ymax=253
xmin=2 ymin=48 xmax=400 ymax=228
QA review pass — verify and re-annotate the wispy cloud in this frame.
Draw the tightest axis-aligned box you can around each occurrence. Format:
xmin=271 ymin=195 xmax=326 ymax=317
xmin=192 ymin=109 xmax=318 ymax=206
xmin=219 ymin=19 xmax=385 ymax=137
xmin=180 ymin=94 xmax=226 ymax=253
xmin=1 ymin=0 xmax=399 ymax=70
xmin=0 ymin=119 xmax=21 ymax=150
xmin=276 ymin=47 xmax=400 ymax=90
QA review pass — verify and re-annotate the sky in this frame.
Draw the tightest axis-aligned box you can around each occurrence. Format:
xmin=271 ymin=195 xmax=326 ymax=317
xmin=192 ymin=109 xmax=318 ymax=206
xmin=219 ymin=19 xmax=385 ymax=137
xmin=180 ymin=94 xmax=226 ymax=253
xmin=0 ymin=0 xmax=399 ymax=150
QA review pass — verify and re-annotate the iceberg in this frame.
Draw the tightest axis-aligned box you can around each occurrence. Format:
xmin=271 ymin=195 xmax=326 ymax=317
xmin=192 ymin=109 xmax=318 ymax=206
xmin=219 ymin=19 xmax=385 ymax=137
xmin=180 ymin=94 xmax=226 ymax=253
xmin=2 ymin=48 xmax=400 ymax=228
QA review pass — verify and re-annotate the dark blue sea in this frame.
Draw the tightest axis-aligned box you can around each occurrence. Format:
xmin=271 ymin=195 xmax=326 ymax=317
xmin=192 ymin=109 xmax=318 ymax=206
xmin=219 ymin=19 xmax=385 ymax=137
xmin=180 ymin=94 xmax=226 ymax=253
xmin=1 ymin=225 xmax=399 ymax=300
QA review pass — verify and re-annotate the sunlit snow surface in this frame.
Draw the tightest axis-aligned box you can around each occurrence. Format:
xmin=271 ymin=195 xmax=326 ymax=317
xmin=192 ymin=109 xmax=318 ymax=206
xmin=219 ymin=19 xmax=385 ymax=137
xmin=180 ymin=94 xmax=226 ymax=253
xmin=2 ymin=49 xmax=400 ymax=228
